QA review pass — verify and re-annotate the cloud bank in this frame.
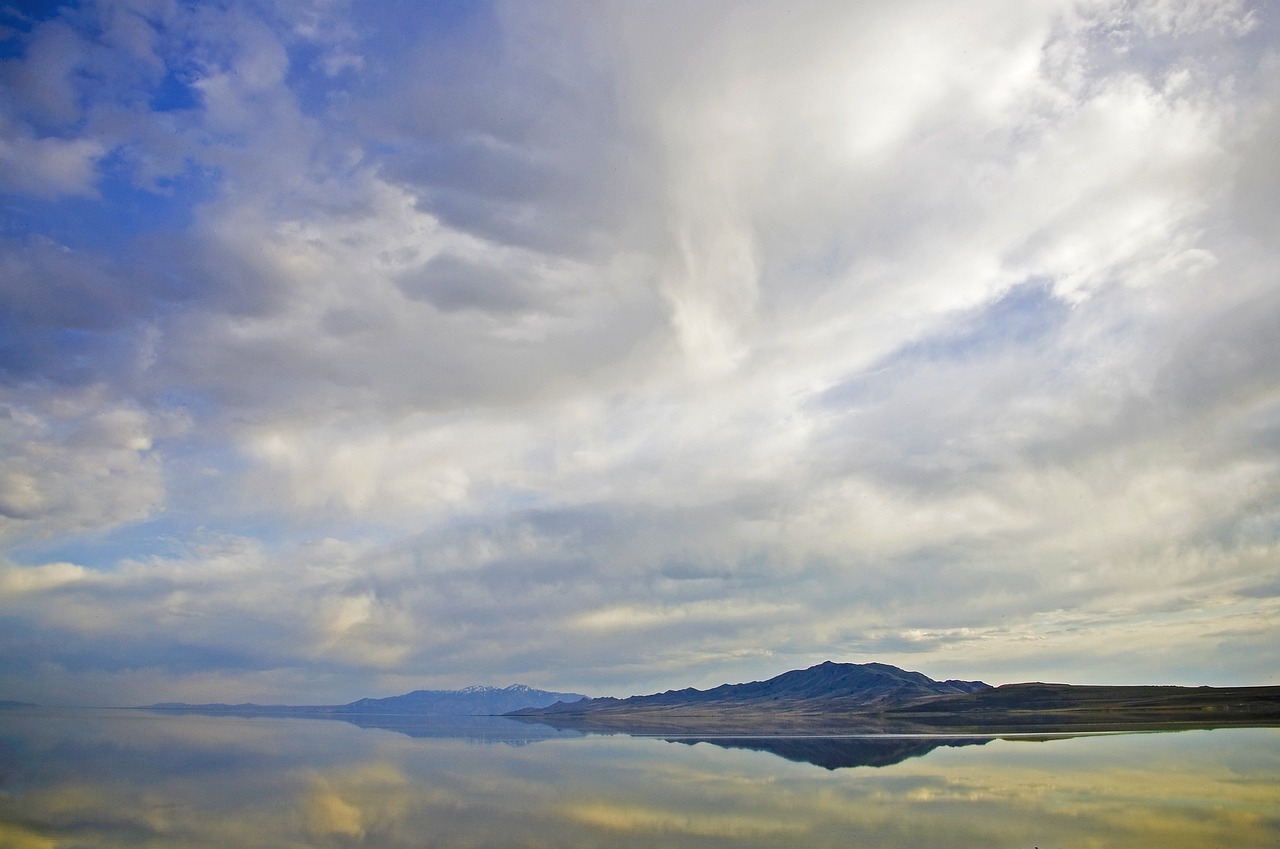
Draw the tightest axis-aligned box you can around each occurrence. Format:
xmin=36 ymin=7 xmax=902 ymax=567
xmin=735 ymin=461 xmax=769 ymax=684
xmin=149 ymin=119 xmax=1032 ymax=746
xmin=1 ymin=0 xmax=1277 ymax=705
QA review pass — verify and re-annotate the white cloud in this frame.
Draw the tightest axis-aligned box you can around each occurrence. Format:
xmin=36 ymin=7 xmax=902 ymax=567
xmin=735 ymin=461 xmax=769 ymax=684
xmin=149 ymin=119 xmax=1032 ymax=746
xmin=0 ymin=386 xmax=169 ymax=541
xmin=0 ymin=0 xmax=1276 ymax=701
xmin=0 ymin=561 xmax=87 ymax=594
xmin=0 ymin=130 xmax=104 ymax=198
xmin=1125 ymin=0 xmax=1258 ymax=37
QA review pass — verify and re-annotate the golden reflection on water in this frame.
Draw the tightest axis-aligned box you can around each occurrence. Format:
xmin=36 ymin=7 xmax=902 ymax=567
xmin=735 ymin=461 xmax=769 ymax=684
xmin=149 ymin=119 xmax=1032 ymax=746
xmin=0 ymin=710 xmax=1277 ymax=848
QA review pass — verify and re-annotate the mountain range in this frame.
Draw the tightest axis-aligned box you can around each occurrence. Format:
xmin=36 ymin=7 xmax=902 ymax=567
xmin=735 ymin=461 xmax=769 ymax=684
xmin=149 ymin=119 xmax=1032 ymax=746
xmin=510 ymin=661 xmax=1280 ymax=734
xmin=141 ymin=660 xmax=1280 ymax=735
xmin=518 ymin=660 xmax=986 ymax=714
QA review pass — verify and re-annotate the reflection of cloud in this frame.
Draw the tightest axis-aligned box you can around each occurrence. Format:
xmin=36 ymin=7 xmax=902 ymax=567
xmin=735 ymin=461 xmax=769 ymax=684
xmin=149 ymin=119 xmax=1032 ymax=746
xmin=7 ymin=711 xmax=1280 ymax=845
xmin=302 ymin=764 xmax=414 ymax=840
xmin=3 ymin=713 xmax=1278 ymax=849
xmin=562 ymin=800 xmax=805 ymax=838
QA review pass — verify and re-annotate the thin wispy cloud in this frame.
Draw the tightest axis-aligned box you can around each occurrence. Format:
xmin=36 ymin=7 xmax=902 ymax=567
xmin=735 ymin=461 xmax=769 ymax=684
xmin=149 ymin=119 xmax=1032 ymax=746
xmin=1 ymin=0 xmax=1277 ymax=706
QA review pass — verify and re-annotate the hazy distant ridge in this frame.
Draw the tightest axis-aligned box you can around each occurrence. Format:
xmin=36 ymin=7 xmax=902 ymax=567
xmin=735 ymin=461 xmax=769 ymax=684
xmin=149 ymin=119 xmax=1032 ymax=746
xmin=336 ymin=684 xmax=587 ymax=716
xmin=148 ymin=684 xmax=586 ymax=716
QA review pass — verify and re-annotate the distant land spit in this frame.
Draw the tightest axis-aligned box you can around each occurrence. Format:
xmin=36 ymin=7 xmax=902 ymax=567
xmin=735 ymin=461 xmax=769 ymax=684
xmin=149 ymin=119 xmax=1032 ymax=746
xmin=144 ymin=683 xmax=586 ymax=717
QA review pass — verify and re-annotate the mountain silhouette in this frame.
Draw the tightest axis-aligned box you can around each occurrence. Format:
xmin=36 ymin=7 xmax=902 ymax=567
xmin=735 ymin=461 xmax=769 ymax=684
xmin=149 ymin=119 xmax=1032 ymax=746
xmin=511 ymin=661 xmax=1280 ymax=734
xmin=514 ymin=661 xmax=988 ymax=714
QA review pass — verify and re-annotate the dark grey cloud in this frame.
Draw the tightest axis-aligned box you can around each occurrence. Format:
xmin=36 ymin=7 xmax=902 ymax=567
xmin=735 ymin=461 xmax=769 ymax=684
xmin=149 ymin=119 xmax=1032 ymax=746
xmin=1152 ymin=287 xmax=1280 ymax=419
xmin=336 ymin=3 xmax=658 ymax=257
xmin=396 ymin=254 xmax=538 ymax=314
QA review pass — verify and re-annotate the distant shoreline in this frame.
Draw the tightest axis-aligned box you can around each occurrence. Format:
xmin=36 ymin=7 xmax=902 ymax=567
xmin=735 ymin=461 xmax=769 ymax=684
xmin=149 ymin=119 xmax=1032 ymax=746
xmin=507 ymin=707 xmax=1280 ymax=737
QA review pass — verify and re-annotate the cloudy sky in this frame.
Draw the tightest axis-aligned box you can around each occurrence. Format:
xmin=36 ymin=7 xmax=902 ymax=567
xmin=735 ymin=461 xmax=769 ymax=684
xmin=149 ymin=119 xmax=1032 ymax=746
xmin=1 ymin=0 xmax=1277 ymax=707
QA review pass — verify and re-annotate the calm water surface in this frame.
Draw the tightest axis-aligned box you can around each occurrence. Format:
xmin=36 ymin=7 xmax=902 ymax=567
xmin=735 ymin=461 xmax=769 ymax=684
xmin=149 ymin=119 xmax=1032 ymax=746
xmin=1 ymin=708 xmax=1277 ymax=848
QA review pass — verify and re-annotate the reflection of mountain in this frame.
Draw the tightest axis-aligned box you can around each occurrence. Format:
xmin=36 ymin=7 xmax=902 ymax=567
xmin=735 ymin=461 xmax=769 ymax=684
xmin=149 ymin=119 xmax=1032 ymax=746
xmin=319 ymin=714 xmax=586 ymax=743
xmin=669 ymin=735 xmax=991 ymax=770
xmin=136 ymin=709 xmax=586 ymax=744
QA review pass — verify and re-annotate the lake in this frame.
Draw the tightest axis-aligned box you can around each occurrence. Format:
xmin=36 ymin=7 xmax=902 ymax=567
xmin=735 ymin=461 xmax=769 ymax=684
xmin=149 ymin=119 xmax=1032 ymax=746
xmin=1 ymin=708 xmax=1277 ymax=847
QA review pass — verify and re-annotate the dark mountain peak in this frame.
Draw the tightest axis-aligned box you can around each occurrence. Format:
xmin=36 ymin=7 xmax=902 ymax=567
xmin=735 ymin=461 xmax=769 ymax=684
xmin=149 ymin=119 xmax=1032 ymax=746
xmin=741 ymin=661 xmax=988 ymax=704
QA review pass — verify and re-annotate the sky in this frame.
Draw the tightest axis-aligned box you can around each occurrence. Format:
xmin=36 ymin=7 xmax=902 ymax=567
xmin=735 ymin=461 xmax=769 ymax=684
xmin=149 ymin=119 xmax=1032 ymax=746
xmin=0 ymin=0 xmax=1277 ymax=707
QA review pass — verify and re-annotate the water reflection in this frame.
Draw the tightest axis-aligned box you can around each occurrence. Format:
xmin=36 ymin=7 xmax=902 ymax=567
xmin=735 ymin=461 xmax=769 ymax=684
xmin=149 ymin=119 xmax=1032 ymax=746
xmin=1 ymin=707 xmax=1277 ymax=848
xmin=247 ymin=710 xmax=586 ymax=742
xmin=665 ymin=733 xmax=992 ymax=769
